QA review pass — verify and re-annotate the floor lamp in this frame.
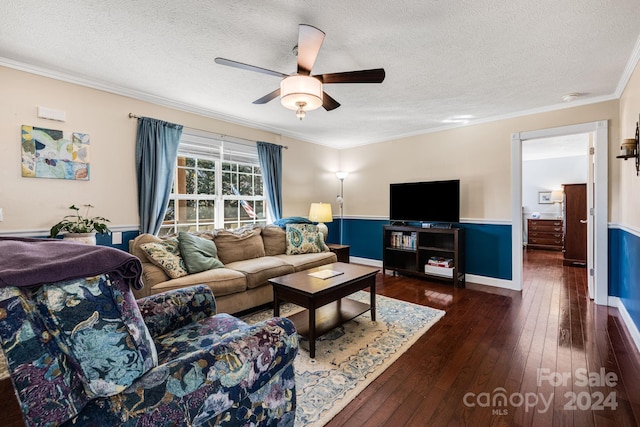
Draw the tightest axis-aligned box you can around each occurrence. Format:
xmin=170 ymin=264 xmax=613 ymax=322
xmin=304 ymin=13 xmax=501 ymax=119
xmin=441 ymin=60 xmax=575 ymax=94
xmin=336 ymin=172 xmax=348 ymax=244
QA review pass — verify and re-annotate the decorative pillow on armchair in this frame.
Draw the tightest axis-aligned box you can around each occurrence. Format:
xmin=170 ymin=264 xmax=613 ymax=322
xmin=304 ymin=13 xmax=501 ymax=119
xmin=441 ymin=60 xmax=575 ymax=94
xmin=140 ymin=239 xmax=189 ymax=279
xmin=34 ymin=274 xmax=157 ymax=398
xmin=285 ymin=223 xmax=328 ymax=255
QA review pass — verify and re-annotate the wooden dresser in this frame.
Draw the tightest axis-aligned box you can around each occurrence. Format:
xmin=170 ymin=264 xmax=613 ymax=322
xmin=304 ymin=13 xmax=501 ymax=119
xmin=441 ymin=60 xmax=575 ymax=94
xmin=527 ymin=218 xmax=564 ymax=251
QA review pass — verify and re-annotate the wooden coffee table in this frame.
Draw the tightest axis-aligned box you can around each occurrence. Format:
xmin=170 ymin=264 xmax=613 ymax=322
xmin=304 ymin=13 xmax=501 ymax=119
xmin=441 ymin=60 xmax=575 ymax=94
xmin=269 ymin=262 xmax=379 ymax=358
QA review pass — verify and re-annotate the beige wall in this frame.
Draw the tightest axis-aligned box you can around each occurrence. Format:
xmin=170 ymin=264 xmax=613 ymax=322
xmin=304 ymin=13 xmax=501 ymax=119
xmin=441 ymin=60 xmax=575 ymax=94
xmin=0 ymin=64 xmax=627 ymax=233
xmin=618 ymin=61 xmax=640 ymax=229
xmin=338 ymin=101 xmax=620 ymax=221
xmin=0 ymin=66 xmax=337 ymax=233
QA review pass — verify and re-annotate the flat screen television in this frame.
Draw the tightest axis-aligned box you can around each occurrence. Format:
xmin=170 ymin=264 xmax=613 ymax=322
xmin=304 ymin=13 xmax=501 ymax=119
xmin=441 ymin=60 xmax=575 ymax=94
xmin=390 ymin=180 xmax=460 ymax=224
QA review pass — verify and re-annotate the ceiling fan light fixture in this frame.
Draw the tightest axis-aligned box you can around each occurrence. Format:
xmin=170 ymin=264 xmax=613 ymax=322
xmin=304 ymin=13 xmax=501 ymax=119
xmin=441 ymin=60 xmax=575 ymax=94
xmin=280 ymin=75 xmax=323 ymax=114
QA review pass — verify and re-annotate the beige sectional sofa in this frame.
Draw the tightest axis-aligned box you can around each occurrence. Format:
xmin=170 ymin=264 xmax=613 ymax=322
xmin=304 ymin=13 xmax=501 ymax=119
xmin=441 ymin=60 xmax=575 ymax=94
xmin=129 ymin=224 xmax=337 ymax=314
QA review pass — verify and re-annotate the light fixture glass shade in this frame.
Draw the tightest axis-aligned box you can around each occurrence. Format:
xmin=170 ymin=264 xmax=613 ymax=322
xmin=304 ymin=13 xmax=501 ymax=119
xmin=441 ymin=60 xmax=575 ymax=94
xmin=550 ymin=190 xmax=564 ymax=203
xmin=308 ymin=202 xmax=333 ymax=223
xmin=336 ymin=171 xmax=349 ymax=180
xmin=280 ymin=76 xmax=323 ymax=111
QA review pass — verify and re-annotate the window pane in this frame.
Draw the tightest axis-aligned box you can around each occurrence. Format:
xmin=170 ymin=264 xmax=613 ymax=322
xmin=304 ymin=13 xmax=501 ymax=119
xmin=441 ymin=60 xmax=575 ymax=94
xmin=197 ymin=169 xmax=215 ymax=194
xmin=198 ymin=159 xmax=214 ymax=170
xmin=198 ymin=200 xmax=215 ymax=222
xmin=239 ymin=165 xmax=252 ymax=174
xmin=255 ymin=175 xmax=263 ymax=196
xmin=164 ymin=199 xmax=175 ymax=221
xmin=185 ymin=169 xmax=196 ymax=194
xmin=255 ymin=200 xmax=265 ymax=219
xmin=185 ymin=157 xmax=195 ymax=167
xmin=224 ymin=200 xmax=239 ymax=222
xmin=175 ymin=168 xmax=196 ymax=194
xmin=222 ymin=171 xmax=236 ymax=195
xmin=238 ymin=174 xmax=252 ymax=195
xmin=176 ymin=200 xmax=197 ymax=221
xmin=239 ymin=201 xmax=252 ymax=220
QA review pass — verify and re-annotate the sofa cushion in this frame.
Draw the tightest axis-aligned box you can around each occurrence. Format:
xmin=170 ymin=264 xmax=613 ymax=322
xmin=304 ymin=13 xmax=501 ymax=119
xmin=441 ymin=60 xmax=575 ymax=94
xmin=262 ymin=224 xmax=287 ymax=256
xmin=34 ymin=274 xmax=157 ymax=399
xmin=213 ymin=225 xmax=265 ymax=264
xmin=285 ymin=223 xmax=328 ymax=255
xmin=149 ymin=268 xmax=247 ymax=297
xmin=178 ymin=232 xmax=225 ymax=274
xmin=140 ymin=239 xmax=188 ymax=279
xmin=275 ymin=252 xmax=338 ymax=272
xmin=225 ymin=257 xmax=295 ymax=289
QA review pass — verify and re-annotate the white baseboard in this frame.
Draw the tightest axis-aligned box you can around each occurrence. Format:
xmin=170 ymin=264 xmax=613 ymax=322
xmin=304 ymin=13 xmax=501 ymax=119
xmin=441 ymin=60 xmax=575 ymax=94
xmin=352 ymin=257 xmax=519 ymax=291
xmin=350 ymin=257 xmax=383 ymax=268
xmin=608 ymin=297 xmax=640 ymax=353
xmin=466 ymin=274 xmax=520 ymax=291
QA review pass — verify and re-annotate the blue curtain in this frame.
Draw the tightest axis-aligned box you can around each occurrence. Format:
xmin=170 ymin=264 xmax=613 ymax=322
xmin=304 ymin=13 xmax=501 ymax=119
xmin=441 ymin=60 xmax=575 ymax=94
xmin=256 ymin=141 xmax=283 ymax=221
xmin=135 ymin=117 xmax=183 ymax=234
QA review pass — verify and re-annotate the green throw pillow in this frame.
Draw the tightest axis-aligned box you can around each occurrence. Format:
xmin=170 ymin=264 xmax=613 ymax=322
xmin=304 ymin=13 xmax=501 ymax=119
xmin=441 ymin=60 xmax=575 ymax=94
xmin=178 ymin=232 xmax=225 ymax=274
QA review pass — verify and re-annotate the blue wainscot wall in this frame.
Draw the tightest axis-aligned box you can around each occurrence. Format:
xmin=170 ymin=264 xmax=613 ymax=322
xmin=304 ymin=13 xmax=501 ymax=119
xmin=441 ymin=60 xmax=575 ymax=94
xmin=326 ymin=218 xmax=512 ymax=281
xmin=608 ymin=227 xmax=640 ymax=336
xmin=328 ymin=219 xmax=640 ymax=342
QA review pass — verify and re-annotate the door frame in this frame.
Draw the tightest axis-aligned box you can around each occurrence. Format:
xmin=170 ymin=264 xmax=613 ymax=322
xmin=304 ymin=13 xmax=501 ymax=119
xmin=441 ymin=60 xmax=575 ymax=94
xmin=511 ymin=121 xmax=608 ymax=305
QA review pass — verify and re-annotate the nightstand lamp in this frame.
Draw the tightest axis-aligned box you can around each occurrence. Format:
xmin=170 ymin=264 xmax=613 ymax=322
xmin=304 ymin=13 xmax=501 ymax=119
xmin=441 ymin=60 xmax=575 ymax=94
xmin=309 ymin=202 xmax=333 ymax=241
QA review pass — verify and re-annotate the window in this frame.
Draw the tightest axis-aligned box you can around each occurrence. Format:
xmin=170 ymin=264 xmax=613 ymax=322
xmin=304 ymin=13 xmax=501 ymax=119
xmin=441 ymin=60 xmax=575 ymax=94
xmin=159 ymin=130 xmax=267 ymax=236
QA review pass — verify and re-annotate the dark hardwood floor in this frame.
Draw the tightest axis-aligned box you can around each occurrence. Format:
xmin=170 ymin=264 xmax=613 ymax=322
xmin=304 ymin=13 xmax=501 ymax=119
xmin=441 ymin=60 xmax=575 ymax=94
xmin=326 ymin=249 xmax=640 ymax=427
xmin=1 ymin=249 xmax=639 ymax=426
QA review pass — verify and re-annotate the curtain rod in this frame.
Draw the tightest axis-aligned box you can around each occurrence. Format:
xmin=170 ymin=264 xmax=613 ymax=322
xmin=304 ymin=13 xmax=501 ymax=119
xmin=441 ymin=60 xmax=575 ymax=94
xmin=128 ymin=113 xmax=288 ymax=149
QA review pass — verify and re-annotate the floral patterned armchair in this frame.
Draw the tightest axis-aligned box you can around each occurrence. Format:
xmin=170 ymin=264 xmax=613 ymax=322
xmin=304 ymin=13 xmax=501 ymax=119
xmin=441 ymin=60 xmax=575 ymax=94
xmin=0 ymin=239 xmax=298 ymax=427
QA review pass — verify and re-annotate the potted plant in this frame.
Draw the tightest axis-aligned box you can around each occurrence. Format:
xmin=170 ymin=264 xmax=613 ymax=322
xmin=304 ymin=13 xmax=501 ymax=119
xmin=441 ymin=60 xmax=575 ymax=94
xmin=50 ymin=204 xmax=111 ymax=244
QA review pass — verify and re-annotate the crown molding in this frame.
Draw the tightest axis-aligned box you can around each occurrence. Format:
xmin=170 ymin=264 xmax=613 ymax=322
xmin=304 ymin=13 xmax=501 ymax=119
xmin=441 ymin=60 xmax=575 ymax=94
xmin=0 ymin=54 xmax=631 ymax=151
xmin=0 ymin=57 xmax=325 ymax=147
xmin=615 ymin=34 xmax=640 ymax=96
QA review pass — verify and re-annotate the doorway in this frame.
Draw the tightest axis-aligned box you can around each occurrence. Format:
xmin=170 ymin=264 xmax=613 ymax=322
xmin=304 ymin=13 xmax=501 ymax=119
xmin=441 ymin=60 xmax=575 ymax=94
xmin=511 ymin=121 xmax=608 ymax=305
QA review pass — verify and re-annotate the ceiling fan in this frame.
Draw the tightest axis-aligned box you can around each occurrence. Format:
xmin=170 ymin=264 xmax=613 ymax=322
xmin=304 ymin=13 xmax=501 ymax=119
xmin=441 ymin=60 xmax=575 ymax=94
xmin=215 ymin=24 xmax=386 ymax=120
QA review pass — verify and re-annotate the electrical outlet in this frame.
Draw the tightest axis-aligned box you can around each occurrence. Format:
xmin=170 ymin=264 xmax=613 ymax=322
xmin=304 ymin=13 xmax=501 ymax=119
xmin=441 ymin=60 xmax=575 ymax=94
xmin=0 ymin=208 xmax=3 ymax=222
xmin=112 ymin=231 xmax=122 ymax=245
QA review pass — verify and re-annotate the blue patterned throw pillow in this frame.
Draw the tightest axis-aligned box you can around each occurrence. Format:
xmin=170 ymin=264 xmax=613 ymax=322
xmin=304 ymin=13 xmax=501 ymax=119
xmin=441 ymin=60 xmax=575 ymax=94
xmin=285 ymin=223 xmax=328 ymax=255
xmin=34 ymin=274 xmax=157 ymax=398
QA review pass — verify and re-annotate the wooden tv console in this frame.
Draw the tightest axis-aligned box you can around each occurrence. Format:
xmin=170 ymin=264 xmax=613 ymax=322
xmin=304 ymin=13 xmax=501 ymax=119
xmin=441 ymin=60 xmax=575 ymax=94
xmin=382 ymin=225 xmax=465 ymax=288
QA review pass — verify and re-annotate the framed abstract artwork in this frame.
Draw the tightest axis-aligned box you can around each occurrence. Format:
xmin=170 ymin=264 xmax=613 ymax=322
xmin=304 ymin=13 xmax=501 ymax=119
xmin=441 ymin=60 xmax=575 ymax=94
xmin=21 ymin=125 xmax=90 ymax=180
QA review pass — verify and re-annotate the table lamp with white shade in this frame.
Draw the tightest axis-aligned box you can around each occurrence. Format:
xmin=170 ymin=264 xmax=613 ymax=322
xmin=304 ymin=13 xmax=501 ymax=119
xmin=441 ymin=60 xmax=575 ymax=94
xmin=308 ymin=202 xmax=333 ymax=241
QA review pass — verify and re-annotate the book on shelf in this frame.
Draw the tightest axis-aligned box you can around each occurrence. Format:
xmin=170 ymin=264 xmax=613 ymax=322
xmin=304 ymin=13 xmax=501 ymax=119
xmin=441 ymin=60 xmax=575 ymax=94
xmin=427 ymin=257 xmax=453 ymax=268
xmin=390 ymin=231 xmax=417 ymax=249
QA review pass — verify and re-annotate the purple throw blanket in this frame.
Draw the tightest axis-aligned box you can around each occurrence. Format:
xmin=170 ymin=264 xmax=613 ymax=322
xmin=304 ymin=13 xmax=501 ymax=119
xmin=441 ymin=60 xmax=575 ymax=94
xmin=0 ymin=237 xmax=143 ymax=290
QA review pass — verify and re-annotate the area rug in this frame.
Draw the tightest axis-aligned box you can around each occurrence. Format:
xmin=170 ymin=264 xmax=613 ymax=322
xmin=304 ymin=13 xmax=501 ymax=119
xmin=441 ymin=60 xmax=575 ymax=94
xmin=241 ymin=291 xmax=445 ymax=427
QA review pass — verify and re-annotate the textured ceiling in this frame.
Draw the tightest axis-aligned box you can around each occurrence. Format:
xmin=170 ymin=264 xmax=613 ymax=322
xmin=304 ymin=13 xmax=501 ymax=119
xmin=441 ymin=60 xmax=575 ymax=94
xmin=1 ymin=1 xmax=639 ymax=149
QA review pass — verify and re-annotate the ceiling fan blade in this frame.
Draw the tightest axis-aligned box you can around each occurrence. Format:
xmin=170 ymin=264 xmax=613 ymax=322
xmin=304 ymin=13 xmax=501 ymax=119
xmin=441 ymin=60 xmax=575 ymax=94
xmin=316 ymin=68 xmax=386 ymax=84
xmin=322 ymin=91 xmax=340 ymax=111
xmin=214 ymin=57 xmax=288 ymax=78
xmin=297 ymin=24 xmax=325 ymax=75
xmin=253 ymin=88 xmax=281 ymax=104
